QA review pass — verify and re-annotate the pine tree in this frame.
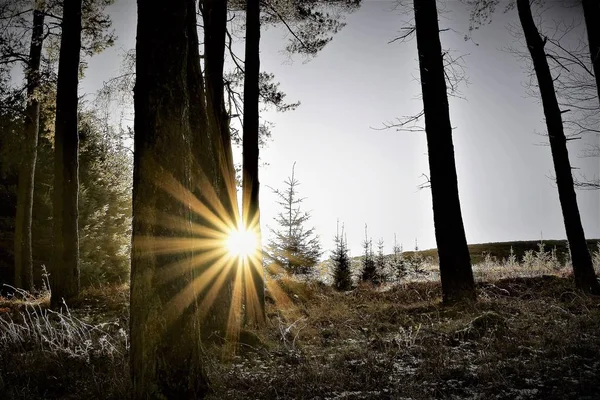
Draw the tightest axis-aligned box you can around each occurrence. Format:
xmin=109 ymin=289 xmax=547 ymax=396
xmin=390 ymin=234 xmax=407 ymax=281
xmin=413 ymin=0 xmax=476 ymax=302
xmin=331 ymin=220 xmax=352 ymax=291
xmin=360 ymin=224 xmax=377 ymax=283
xmin=375 ymin=238 xmax=387 ymax=283
xmin=266 ymin=163 xmax=322 ymax=275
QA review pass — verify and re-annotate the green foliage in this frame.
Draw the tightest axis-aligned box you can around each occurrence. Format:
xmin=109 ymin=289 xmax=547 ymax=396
xmin=390 ymin=235 xmax=407 ymax=281
xmin=266 ymin=163 xmax=322 ymax=275
xmin=77 ymin=110 xmax=132 ymax=285
xmin=0 ymin=96 xmax=132 ymax=288
xmin=360 ymin=226 xmax=377 ymax=284
xmin=374 ymin=239 xmax=387 ymax=283
xmin=331 ymin=222 xmax=351 ymax=291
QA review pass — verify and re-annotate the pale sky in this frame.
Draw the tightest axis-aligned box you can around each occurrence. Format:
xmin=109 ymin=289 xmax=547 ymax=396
xmin=80 ymin=0 xmax=600 ymax=258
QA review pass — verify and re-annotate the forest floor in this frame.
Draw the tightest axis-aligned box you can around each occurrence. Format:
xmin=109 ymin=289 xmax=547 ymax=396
xmin=1 ymin=271 xmax=600 ymax=399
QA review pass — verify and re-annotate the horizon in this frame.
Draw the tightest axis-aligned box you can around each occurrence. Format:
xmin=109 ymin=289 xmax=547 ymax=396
xmin=75 ymin=0 xmax=600 ymax=258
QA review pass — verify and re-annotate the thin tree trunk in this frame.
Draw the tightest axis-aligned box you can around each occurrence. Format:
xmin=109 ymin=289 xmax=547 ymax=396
xmin=242 ymin=0 xmax=265 ymax=325
xmin=201 ymin=0 xmax=236 ymax=214
xmin=517 ymin=0 xmax=600 ymax=294
xmin=582 ymin=0 xmax=600 ymax=105
xmin=413 ymin=0 xmax=476 ymax=304
xmin=51 ymin=0 xmax=82 ymax=307
xmin=15 ymin=2 xmax=45 ymax=291
xmin=200 ymin=0 xmax=239 ymax=340
xmin=130 ymin=0 xmax=211 ymax=397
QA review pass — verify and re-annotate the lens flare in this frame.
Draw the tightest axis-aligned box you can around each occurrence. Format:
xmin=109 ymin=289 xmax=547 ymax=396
xmin=226 ymin=228 xmax=258 ymax=258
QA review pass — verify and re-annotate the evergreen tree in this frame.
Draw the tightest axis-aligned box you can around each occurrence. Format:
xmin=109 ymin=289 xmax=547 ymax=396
xmin=375 ymin=238 xmax=386 ymax=283
xmin=360 ymin=224 xmax=377 ymax=283
xmin=390 ymin=234 xmax=407 ymax=281
xmin=331 ymin=220 xmax=351 ymax=291
xmin=266 ymin=162 xmax=322 ymax=275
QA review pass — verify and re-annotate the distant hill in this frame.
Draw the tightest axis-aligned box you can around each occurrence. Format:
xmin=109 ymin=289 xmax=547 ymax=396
xmin=399 ymin=239 xmax=600 ymax=265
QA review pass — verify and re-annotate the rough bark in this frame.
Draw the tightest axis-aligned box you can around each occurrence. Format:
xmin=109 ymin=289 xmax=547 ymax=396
xmin=242 ymin=0 xmax=265 ymax=324
xmin=582 ymin=0 xmax=600 ymax=105
xmin=413 ymin=0 xmax=476 ymax=304
xmin=130 ymin=0 xmax=211 ymax=397
xmin=201 ymin=0 xmax=236 ymax=211
xmin=14 ymin=2 xmax=45 ymax=291
xmin=200 ymin=0 xmax=239 ymax=339
xmin=517 ymin=0 xmax=600 ymax=294
xmin=51 ymin=0 xmax=82 ymax=307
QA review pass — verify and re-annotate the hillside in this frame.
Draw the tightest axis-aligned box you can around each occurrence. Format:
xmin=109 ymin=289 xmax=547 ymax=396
xmin=352 ymin=239 xmax=600 ymax=265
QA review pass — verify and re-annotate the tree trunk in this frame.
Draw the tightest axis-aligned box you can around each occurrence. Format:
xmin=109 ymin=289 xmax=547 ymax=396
xmin=413 ymin=0 xmax=476 ymax=304
xmin=15 ymin=2 xmax=45 ymax=291
xmin=200 ymin=0 xmax=239 ymax=340
xmin=51 ymin=0 xmax=82 ymax=307
xmin=130 ymin=0 xmax=212 ymax=397
xmin=517 ymin=0 xmax=600 ymax=294
xmin=201 ymin=0 xmax=236 ymax=213
xmin=242 ymin=0 xmax=265 ymax=325
xmin=582 ymin=0 xmax=600 ymax=104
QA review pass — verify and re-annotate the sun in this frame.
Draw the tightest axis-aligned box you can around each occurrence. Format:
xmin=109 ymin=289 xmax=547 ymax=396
xmin=226 ymin=227 xmax=258 ymax=259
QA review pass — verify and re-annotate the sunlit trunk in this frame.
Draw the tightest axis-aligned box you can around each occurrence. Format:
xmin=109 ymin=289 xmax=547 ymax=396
xmin=242 ymin=0 xmax=265 ymax=325
xmin=130 ymin=0 xmax=212 ymax=397
xmin=200 ymin=0 xmax=239 ymax=339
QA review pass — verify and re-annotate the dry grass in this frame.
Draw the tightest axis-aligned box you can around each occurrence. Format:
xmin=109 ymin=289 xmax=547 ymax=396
xmin=0 ymin=285 xmax=130 ymax=400
xmin=209 ymin=275 xmax=600 ymax=399
xmin=1 ymin=248 xmax=599 ymax=399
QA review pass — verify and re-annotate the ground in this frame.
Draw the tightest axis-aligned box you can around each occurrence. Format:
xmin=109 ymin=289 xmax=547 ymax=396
xmin=1 ymin=268 xmax=600 ymax=399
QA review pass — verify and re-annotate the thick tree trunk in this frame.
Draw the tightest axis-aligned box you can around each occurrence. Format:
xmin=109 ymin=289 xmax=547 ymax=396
xmin=582 ymin=0 xmax=600 ymax=104
xmin=130 ymin=0 xmax=212 ymax=397
xmin=51 ymin=0 xmax=82 ymax=307
xmin=517 ymin=0 xmax=600 ymax=294
xmin=15 ymin=3 xmax=45 ymax=291
xmin=242 ymin=0 xmax=265 ymax=325
xmin=413 ymin=0 xmax=476 ymax=304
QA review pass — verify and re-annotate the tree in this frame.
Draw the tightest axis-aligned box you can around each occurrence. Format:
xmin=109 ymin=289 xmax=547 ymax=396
xmin=130 ymin=0 xmax=218 ymax=396
xmin=413 ymin=0 xmax=476 ymax=303
xmin=375 ymin=238 xmax=387 ymax=283
xmin=515 ymin=0 xmax=600 ymax=294
xmin=77 ymin=109 xmax=132 ymax=286
xmin=331 ymin=220 xmax=352 ymax=291
xmin=390 ymin=234 xmax=407 ymax=281
xmin=51 ymin=0 xmax=83 ymax=307
xmin=266 ymin=163 xmax=322 ymax=275
xmin=360 ymin=224 xmax=376 ymax=283
xmin=14 ymin=0 xmax=45 ymax=291
xmin=582 ymin=0 xmax=600 ymax=104
xmin=242 ymin=0 xmax=264 ymax=324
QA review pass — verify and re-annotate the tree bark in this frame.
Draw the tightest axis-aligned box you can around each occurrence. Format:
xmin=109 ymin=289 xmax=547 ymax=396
xmin=582 ymin=0 xmax=600 ymax=105
xmin=242 ymin=0 xmax=265 ymax=325
xmin=15 ymin=2 xmax=45 ymax=291
xmin=413 ymin=0 xmax=476 ymax=304
xmin=517 ymin=0 xmax=600 ymax=294
xmin=200 ymin=0 xmax=240 ymax=340
xmin=201 ymin=0 xmax=236 ymax=213
xmin=51 ymin=0 xmax=82 ymax=307
xmin=130 ymin=0 xmax=212 ymax=397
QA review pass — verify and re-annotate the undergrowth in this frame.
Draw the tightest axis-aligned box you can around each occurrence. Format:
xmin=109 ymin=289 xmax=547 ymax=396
xmin=0 ymin=249 xmax=599 ymax=399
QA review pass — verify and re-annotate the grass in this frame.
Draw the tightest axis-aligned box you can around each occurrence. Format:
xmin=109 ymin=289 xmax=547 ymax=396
xmin=1 ymin=244 xmax=600 ymax=399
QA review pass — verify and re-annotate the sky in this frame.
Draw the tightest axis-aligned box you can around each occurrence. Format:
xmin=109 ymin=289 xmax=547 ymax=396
xmin=80 ymin=0 xmax=600 ymax=258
